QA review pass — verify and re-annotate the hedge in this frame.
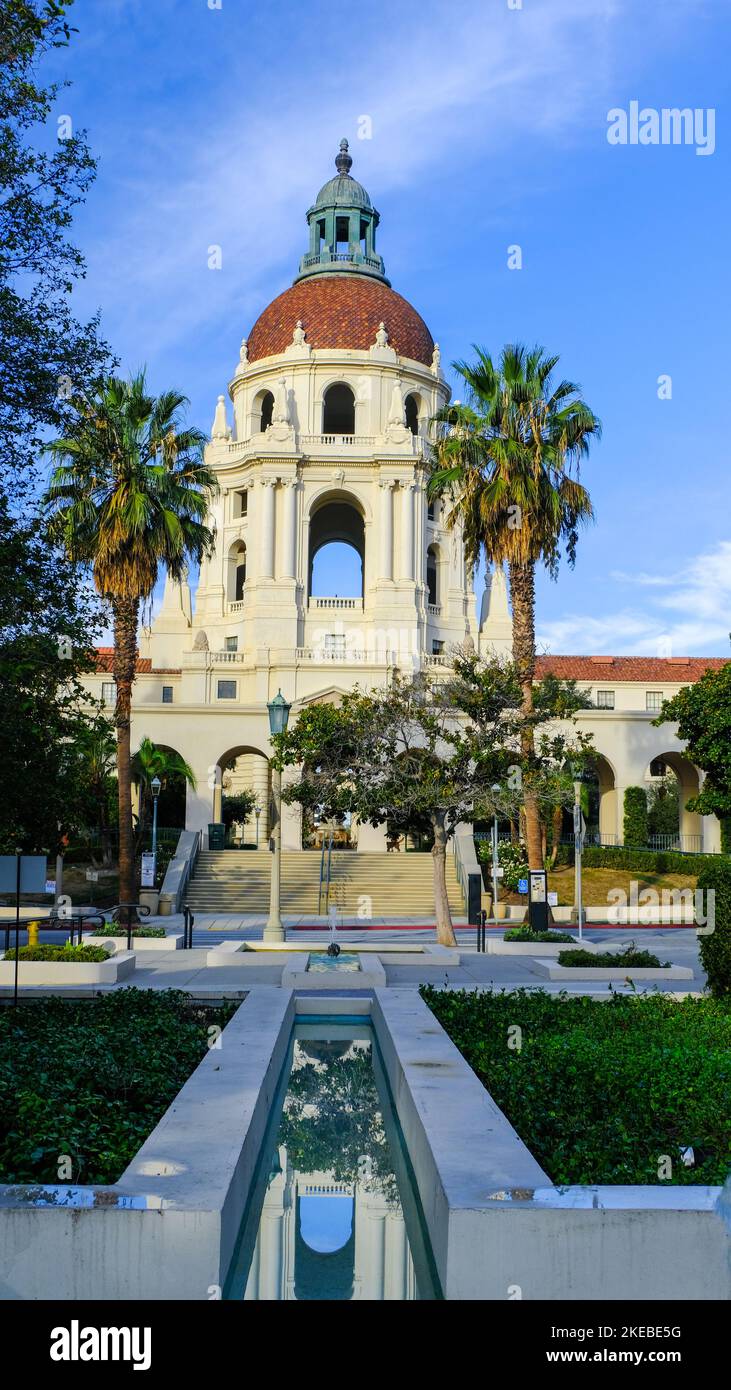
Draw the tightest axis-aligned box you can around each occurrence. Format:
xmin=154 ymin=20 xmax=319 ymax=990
xmin=421 ymin=987 xmax=731 ymax=1184
xmin=580 ymin=845 xmax=715 ymax=876
xmin=623 ymin=786 xmax=648 ymax=848
xmin=696 ymin=858 xmax=731 ymax=997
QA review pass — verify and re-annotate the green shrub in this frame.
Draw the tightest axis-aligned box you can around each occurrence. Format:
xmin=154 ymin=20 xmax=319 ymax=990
xmin=91 ymin=925 xmax=166 ymax=938
xmin=581 ymin=845 xmax=713 ymax=876
xmin=0 ymin=989 xmax=238 ymax=1184
xmin=420 ymin=987 xmax=731 ymax=1184
xmin=477 ymin=839 xmax=529 ymax=891
xmin=623 ymin=786 xmax=648 ymax=848
xmin=696 ymin=858 xmax=731 ymax=997
xmin=4 ymin=944 xmax=109 ymax=963
xmin=558 ymin=946 xmax=667 ymax=968
xmin=504 ymin=927 xmax=576 ymax=943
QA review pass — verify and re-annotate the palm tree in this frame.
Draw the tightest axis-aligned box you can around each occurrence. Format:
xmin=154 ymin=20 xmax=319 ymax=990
xmin=45 ymin=371 xmax=217 ymax=909
xmin=430 ymin=344 xmax=600 ymax=869
xmin=130 ymin=736 xmax=197 ymax=852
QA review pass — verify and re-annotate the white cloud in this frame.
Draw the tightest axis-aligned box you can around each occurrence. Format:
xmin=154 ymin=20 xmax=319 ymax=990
xmin=537 ymin=542 xmax=731 ymax=655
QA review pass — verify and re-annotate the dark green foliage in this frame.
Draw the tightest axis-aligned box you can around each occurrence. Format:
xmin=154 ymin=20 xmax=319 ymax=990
xmin=421 ymin=987 xmax=731 ymax=1185
xmin=623 ymin=785 xmax=648 ymax=848
xmin=696 ymin=858 xmax=731 ymax=997
xmin=0 ymin=989 xmax=238 ymax=1183
xmin=5 ymin=944 xmax=108 ymax=962
xmin=477 ymin=839 xmax=529 ymax=890
xmin=558 ymin=946 xmax=666 ymax=968
xmin=581 ymin=845 xmax=713 ymax=876
xmin=221 ymin=791 xmax=258 ymax=829
xmin=655 ymin=665 xmax=731 ymax=822
xmin=89 ymin=925 xmax=166 ymax=938
xmin=504 ymin=927 xmax=575 ymax=943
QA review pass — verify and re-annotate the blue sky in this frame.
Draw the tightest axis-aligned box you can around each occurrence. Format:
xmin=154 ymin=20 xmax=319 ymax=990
xmin=47 ymin=0 xmax=730 ymax=655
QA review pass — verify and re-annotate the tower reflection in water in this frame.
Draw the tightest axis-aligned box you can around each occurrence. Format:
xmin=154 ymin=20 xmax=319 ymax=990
xmin=240 ymin=1028 xmax=438 ymax=1300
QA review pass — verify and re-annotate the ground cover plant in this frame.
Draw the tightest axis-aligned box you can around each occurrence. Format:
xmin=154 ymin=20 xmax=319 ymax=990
xmin=0 ymin=988 xmax=238 ymax=1184
xmin=557 ymin=946 xmax=667 ymax=968
xmin=89 ymin=924 xmax=166 ymax=938
xmin=504 ymin=927 xmax=576 ymax=943
xmin=420 ymin=987 xmax=731 ymax=1184
xmin=3 ymin=944 xmax=109 ymax=963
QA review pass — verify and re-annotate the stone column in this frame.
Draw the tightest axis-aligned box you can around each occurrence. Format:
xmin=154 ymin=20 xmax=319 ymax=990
xmin=400 ymin=481 xmax=415 ymax=581
xmin=259 ymin=1212 xmax=284 ymax=1300
xmin=260 ymin=479 xmax=275 ymax=580
xmin=379 ymin=480 xmax=394 ymax=580
xmin=281 ymin=479 xmax=297 ymax=579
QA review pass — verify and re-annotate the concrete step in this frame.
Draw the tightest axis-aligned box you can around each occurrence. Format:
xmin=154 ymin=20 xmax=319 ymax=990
xmin=186 ymin=849 xmax=463 ymax=912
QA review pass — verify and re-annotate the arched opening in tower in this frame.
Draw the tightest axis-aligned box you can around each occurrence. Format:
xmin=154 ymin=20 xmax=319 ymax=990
xmin=323 ymin=383 xmax=355 ymax=435
xmin=308 ymin=497 xmax=365 ymax=599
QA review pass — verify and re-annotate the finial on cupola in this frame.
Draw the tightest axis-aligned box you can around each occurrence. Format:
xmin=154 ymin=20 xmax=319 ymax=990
xmin=335 ymin=138 xmax=353 ymax=176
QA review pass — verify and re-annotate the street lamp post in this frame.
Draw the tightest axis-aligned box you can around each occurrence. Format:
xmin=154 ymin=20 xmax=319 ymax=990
xmin=572 ymin=771 xmax=585 ymax=942
xmin=490 ymin=784 xmax=501 ymax=920
xmin=265 ymin=690 xmax=291 ymax=942
xmin=255 ymin=805 xmax=261 ymax=848
xmin=151 ymin=775 xmax=162 ymax=880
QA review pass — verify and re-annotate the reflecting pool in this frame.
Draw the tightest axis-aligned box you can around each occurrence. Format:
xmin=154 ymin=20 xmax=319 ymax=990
xmin=225 ymin=1021 xmax=441 ymax=1300
xmin=305 ymin=952 xmax=361 ymax=972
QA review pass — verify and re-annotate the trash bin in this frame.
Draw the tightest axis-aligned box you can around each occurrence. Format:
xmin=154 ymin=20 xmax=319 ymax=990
xmin=208 ymin=822 xmax=226 ymax=850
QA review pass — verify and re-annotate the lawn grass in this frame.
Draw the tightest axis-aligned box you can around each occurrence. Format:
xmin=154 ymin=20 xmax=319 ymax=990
xmin=421 ymin=987 xmax=731 ymax=1185
xmin=495 ymin=865 xmax=698 ymax=908
xmin=0 ymin=989 xmax=238 ymax=1185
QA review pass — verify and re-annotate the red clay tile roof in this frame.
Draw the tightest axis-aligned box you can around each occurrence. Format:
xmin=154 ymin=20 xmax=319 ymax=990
xmin=535 ymin=655 xmax=730 ymax=682
xmin=93 ymin=648 xmax=180 ymax=676
xmin=247 ymin=274 xmax=434 ymax=365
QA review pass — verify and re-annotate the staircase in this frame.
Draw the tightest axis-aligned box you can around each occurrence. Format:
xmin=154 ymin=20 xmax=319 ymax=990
xmin=184 ymin=850 xmax=464 ymax=916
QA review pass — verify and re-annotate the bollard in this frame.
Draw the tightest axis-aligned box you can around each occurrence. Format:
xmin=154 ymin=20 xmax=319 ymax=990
xmin=28 ymin=920 xmax=40 ymax=949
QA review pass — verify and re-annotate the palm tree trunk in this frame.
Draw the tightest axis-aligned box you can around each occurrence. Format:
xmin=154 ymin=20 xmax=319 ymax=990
xmin=112 ymin=596 xmax=140 ymax=916
xmin=431 ymin=811 xmax=457 ymax=947
xmin=549 ymin=802 xmax=563 ymax=868
xmin=508 ymin=560 xmax=543 ymax=870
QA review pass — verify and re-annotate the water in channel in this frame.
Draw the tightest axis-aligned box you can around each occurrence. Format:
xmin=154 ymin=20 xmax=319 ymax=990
xmin=225 ymin=1021 xmax=441 ymax=1300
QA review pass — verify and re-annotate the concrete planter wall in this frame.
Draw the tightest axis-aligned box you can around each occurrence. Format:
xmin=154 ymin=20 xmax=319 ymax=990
xmin=0 ymin=947 xmax=136 ymax=986
xmin=84 ymin=933 xmax=183 ymax=953
xmin=533 ymin=960 xmax=694 ymax=982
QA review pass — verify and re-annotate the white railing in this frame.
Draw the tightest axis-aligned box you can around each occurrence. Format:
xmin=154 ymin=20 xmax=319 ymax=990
xmin=300 ymin=434 xmax=375 ymax=447
xmin=423 ymin=653 xmax=450 ymax=667
xmin=311 ymin=597 xmax=362 ymax=610
xmin=209 ymin=650 xmax=247 ymax=663
xmin=427 ymin=603 xmax=442 ymax=618
xmin=229 ymin=600 xmax=245 ymax=613
xmin=296 ymin=648 xmax=368 ymax=663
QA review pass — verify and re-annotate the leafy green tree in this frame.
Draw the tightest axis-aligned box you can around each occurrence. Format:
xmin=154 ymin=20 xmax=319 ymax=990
xmin=0 ymin=0 xmax=111 ymax=491
xmin=45 ymin=373 xmax=217 ymax=908
xmin=0 ymin=494 xmax=107 ymax=854
xmin=221 ymin=791 xmax=258 ymax=833
xmin=429 ymin=344 xmax=600 ymax=871
xmin=654 ymin=665 xmax=731 ymax=825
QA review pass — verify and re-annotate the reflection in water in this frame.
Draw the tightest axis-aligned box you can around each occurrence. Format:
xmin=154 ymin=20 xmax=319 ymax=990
xmin=236 ymin=1027 xmax=437 ymax=1300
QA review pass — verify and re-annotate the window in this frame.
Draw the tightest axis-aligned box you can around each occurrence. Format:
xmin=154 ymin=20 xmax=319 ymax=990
xmin=405 ymin=394 xmax=419 ymax=435
xmin=162 ymin=685 xmax=173 ymax=704
xmin=432 ymin=640 xmax=444 ymax=655
xmin=101 ymin=681 xmax=116 ymax=707
xmin=323 ymin=383 xmax=355 ymax=435
xmin=260 ymin=392 xmax=274 ymax=432
xmin=426 ymin=546 xmax=438 ymax=606
xmin=217 ymin=680 xmax=237 ymax=700
xmin=324 ymin=633 xmax=346 ymax=658
xmin=596 ymin=690 xmax=615 ymax=709
xmin=225 ymin=636 xmax=238 ymax=652
xmin=650 ymin=756 xmax=667 ymax=777
xmin=427 ymin=499 xmax=435 ymax=521
xmin=232 ymin=489 xmax=248 ymax=519
xmin=646 ymin=691 xmax=663 ymax=712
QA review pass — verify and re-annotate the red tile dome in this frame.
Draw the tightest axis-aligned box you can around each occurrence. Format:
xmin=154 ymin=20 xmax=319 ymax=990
xmin=246 ymin=274 xmax=435 ymax=367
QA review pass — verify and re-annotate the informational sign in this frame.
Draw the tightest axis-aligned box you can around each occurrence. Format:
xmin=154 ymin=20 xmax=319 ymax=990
xmin=528 ymin=868 xmax=549 ymax=932
xmin=529 ymin=871 xmax=547 ymax=902
xmin=547 ymin=891 xmax=558 ymax=908
xmin=85 ymin=869 xmax=99 ymax=883
xmin=573 ymin=805 xmax=586 ymax=847
xmin=492 ymin=866 xmax=504 ymax=879
xmin=517 ymin=878 xmax=528 ymax=895
xmin=140 ymin=853 xmax=156 ymax=888
xmin=0 ymin=855 xmax=47 ymax=894
xmin=45 ymin=880 xmax=56 ymax=895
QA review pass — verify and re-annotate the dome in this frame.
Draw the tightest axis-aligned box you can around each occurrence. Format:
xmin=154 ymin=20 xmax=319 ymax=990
xmin=313 ymin=173 xmax=372 ymax=210
xmin=247 ymin=274 xmax=435 ymax=366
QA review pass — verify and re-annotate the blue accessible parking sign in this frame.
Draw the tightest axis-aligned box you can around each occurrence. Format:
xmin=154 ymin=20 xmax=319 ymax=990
xmin=517 ymin=878 xmax=528 ymax=894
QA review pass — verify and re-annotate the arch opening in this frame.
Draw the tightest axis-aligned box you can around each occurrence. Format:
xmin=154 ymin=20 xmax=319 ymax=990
xmin=308 ymin=498 xmax=365 ymax=599
xmin=426 ymin=544 xmax=438 ymax=607
xmin=214 ymin=743 xmax=271 ymax=846
xmin=404 ymin=393 xmax=420 ymax=436
xmin=323 ymin=383 xmax=355 ymax=435
xmin=644 ymin=752 xmax=702 ymax=852
xmin=227 ymin=540 xmax=247 ymax=604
